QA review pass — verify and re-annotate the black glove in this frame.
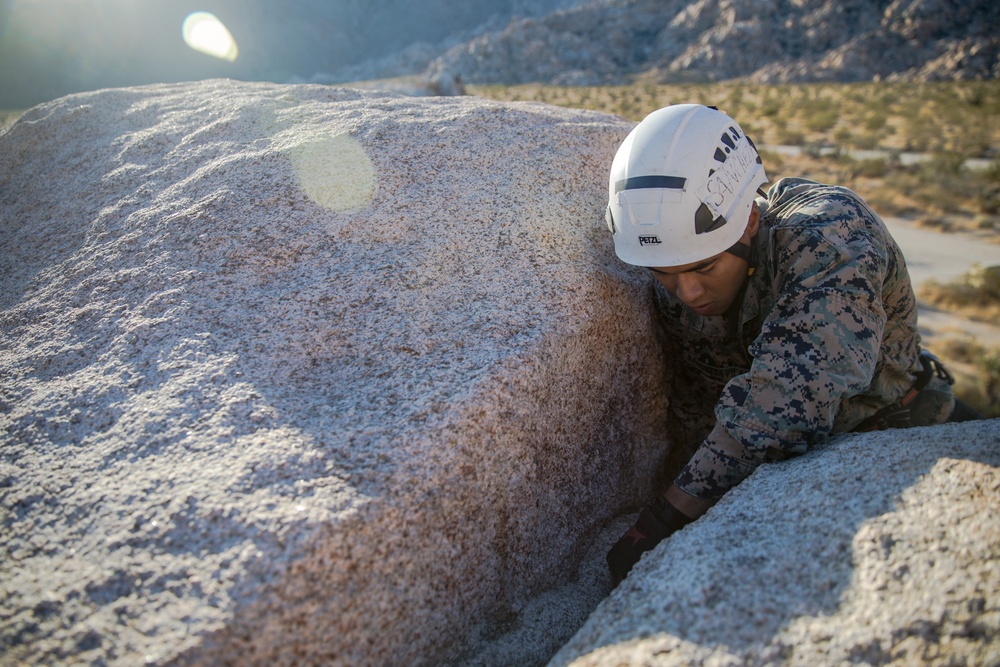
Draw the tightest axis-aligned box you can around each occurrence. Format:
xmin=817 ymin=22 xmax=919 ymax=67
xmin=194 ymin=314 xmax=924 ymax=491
xmin=606 ymin=496 xmax=693 ymax=585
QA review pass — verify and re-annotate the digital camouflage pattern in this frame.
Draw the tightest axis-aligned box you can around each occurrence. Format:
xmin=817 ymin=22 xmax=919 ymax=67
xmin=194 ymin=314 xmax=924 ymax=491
xmin=657 ymin=177 xmax=956 ymax=501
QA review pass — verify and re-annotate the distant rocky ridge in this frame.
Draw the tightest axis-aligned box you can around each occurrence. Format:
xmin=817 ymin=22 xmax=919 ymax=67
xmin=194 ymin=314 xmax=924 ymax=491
xmin=3 ymin=0 xmax=996 ymax=108
xmin=321 ymin=0 xmax=999 ymax=86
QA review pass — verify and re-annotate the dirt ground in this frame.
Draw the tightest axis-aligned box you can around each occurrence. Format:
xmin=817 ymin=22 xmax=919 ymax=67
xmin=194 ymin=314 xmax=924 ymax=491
xmin=884 ymin=217 xmax=1000 ymax=347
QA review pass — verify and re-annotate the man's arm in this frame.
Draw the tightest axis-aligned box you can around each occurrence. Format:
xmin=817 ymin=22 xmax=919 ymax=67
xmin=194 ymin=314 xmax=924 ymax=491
xmin=608 ymin=213 xmax=893 ymax=582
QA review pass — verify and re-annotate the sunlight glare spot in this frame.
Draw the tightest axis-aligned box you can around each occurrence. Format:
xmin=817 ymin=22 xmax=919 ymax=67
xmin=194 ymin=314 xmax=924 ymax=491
xmin=182 ymin=12 xmax=238 ymax=62
xmin=289 ymin=135 xmax=378 ymax=213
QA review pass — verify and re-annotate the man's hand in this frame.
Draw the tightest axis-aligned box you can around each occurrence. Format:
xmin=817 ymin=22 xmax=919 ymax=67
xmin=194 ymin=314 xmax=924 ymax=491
xmin=606 ymin=496 xmax=693 ymax=585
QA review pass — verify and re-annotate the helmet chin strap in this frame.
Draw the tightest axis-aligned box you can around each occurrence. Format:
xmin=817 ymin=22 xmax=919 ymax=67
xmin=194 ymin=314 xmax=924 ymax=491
xmin=724 ymin=239 xmax=751 ymax=262
xmin=724 ymin=239 xmax=756 ymax=276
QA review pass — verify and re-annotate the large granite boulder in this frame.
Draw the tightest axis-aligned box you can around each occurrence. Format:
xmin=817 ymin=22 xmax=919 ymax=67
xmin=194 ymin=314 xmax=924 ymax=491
xmin=551 ymin=419 xmax=1000 ymax=666
xmin=0 ymin=80 xmax=667 ymax=665
xmin=4 ymin=78 xmax=998 ymax=667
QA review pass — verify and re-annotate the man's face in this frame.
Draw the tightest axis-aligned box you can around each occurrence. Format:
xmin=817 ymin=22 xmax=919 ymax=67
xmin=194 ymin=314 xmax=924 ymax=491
xmin=649 ymin=207 xmax=759 ymax=317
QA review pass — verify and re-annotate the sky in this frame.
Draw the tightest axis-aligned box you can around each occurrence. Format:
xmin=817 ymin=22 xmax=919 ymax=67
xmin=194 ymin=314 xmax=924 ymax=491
xmin=0 ymin=0 xmax=248 ymax=107
xmin=0 ymin=0 xmax=530 ymax=109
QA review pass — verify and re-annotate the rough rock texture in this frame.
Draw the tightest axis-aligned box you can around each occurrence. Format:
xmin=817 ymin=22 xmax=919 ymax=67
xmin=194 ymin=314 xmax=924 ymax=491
xmin=0 ymin=80 xmax=666 ymax=666
xmin=4 ymin=78 xmax=998 ymax=667
xmin=414 ymin=0 xmax=999 ymax=85
xmin=550 ymin=419 xmax=1000 ymax=667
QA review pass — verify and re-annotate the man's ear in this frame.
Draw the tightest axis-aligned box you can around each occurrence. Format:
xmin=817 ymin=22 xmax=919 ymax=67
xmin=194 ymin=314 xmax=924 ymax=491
xmin=744 ymin=203 xmax=760 ymax=239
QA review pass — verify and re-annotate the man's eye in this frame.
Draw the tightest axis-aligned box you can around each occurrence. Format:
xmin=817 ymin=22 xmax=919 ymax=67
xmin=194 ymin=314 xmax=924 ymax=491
xmin=696 ymin=264 xmax=715 ymax=274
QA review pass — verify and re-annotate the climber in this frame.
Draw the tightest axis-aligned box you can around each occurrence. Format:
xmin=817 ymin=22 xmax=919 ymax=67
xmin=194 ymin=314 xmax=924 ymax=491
xmin=603 ymin=104 xmax=983 ymax=584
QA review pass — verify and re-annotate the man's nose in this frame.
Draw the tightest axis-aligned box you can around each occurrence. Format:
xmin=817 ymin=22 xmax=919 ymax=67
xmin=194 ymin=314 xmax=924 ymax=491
xmin=675 ymin=274 xmax=705 ymax=305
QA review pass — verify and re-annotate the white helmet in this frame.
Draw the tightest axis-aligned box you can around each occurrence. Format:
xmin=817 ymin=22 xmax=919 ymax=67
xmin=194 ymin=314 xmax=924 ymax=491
xmin=605 ymin=104 xmax=767 ymax=267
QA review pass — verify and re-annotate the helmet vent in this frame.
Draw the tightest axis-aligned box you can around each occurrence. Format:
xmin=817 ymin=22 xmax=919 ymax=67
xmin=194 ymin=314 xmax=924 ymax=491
xmin=695 ymin=202 xmax=726 ymax=234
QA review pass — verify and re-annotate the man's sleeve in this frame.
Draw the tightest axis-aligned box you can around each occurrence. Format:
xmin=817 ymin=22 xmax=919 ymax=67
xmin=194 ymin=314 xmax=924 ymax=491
xmin=674 ymin=222 xmax=890 ymax=501
xmin=652 ymin=281 xmax=747 ymax=479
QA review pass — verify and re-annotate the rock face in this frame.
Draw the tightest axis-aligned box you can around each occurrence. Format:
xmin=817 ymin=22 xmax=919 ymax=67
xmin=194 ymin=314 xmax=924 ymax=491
xmin=0 ymin=80 xmax=668 ymax=665
xmin=551 ymin=420 xmax=1000 ymax=666
xmin=3 ymin=79 xmax=999 ymax=667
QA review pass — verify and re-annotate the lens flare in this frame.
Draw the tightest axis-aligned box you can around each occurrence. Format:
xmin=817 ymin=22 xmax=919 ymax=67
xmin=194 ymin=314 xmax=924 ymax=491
xmin=289 ymin=135 xmax=378 ymax=213
xmin=182 ymin=12 xmax=238 ymax=62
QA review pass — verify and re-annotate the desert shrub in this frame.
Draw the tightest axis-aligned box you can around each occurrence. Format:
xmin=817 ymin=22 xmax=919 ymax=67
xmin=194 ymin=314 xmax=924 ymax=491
xmin=850 ymin=133 xmax=882 ymax=150
xmin=466 ymin=81 xmax=999 ymax=225
xmin=935 ymin=338 xmax=1000 ymax=418
xmin=976 ymin=215 xmax=998 ymax=230
xmin=921 ymin=264 xmax=1000 ymax=417
xmin=919 ymin=264 xmax=1000 ymax=319
xmin=802 ymin=106 xmax=838 ymax=133
xmin=917 ymin=215 xmax=954 ymax=231
xmin=757 ymin=149 xmax=785 ymax=174
xmin=726 ymin=87 xmax=744 ymax=111
xmin=851 ymin=156 xmax=893 ymax=179
xmin=833 ymin=127 xmax=854 ymax=146
xmin=863 ymin=110 xmax=889 ymax=132
xmin=974 ymin=162 xmax=1000 ymax=215
xmin=775 ymin=128 xmax=805 ymax=145
xmin=801 ymin=143 xmax=827 ymax=159
xmin=759 ymin=97 xmax=781 ymax=117
xmin=921 ymin=151 xmax=966 ymax=178
xmin=866 ymin=151 xmax=998 ymax=217
xmin=900 ymin=111 xmax=943 ymax=152
xmin=0 ymin=109 xmax=24 ymax=132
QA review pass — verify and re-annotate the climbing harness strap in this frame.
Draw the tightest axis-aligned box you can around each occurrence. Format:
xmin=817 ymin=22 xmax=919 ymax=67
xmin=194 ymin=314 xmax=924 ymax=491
xmin=855 ymin=350 xmax=955 ymax=432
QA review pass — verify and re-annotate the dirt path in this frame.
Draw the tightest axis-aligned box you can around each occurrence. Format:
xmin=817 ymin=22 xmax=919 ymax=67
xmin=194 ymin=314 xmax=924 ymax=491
xmin=883 ymin=217 xmax=1000 ymax=347
xmin=883 ymin=217 xmax=1000 ymax=286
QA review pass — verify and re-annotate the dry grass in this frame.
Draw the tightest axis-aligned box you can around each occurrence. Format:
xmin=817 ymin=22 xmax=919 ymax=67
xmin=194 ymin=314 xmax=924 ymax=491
xmin=919 ymin=265 xmax=1000 ymax=324
xmin=0 ymin=109 xmax=24 ymax=133
xmin=469 ymin=81 xmax=1000 ymax=154
xmin=470 ymin=80 xmax=1000 ymax=418
xmin=470 ymin=81 xmax=1000 ymax=236
xmin=918 ymin=266 xmax=1000 ymax=417
xmin=933 ymin=338 xmax=1000 ymax=418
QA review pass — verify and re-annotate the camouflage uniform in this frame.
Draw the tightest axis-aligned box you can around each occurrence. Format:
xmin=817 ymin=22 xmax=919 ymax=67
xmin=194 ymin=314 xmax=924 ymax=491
xmin=657 ymin=177 xmax=956 ymax=502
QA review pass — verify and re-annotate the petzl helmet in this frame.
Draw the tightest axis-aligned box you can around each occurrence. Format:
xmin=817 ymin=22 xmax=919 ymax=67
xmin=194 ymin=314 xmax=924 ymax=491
xmin=605 ymin=104 xmax=767 ymax=267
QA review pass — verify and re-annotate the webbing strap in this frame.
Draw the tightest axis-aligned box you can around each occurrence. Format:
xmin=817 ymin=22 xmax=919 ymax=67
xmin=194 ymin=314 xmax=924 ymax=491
xmin=724 ymin=240 xmax=752 ymax=263
xmin=855 ymin=351 xmax=951 ymax=431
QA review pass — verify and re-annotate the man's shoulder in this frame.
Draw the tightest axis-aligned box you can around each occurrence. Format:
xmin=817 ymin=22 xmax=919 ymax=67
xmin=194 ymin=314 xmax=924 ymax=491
xmin=756 ymin=177 xmax=904 ymax=293
xmin=763 ymin=177 xmax=876 ymax=228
